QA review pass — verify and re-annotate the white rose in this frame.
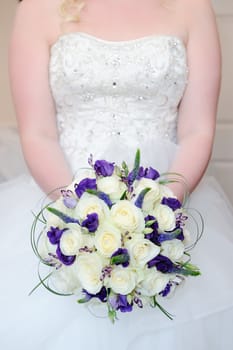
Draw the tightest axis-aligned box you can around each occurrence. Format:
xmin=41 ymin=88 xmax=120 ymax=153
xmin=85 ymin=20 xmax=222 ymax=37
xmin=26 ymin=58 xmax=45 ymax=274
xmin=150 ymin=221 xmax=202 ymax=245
xmin=125 ymin=236 xmax=160 ymax=267
xmin=75 ymin=253 xmax=103 ymax=294
xmin=97 ymin=175 xmax=127 ymax=201
xmin=110 ymin=200 xmax=145 ymax=234
xmin=59 ymin=226 xmax=83 ymax=256
xmin=50 ymin=264 xmax=81 ymax=294
xmin=138 ymin=268 xmax=170 ymax=297
xmin=95 ymin=222 xmax=122 ymax=257
xmin=161 ymin=239 xmax=185 ymax=261
xmin=108 ymin=266 xmax=137 ymax=295
xmin=133 ymin=178 xmax=161 ymax=212
xmin=153 ymin=204 xmax=176 ymax=232
xmin=75 ymin=192 xmax=110 ymax=224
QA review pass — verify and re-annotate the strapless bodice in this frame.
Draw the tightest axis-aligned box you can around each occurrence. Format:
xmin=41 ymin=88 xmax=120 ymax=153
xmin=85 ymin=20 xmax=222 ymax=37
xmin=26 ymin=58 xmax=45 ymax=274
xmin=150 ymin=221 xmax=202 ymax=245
xmin=49 ymin=32 xmax=188 ymax=171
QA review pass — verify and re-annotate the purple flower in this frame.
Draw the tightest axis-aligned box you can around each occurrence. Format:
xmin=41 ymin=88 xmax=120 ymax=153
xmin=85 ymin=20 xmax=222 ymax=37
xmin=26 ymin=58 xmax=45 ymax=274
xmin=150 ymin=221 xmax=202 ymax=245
xmin=148 ymin=254 xmax=174 ymax=273
xmin=133 ymin=166 xmax=160 ymax=180
xmin=82 ymin=286 xmax=108 ymax=302
xmin=94 ymin=160 xmax=115 ymax=177
xmin=140 ymin=166 xmax=160 ymax=180
xmin=61 ymin=189 xmax=77 ymax=209
xmin=56 ymin=245 xmax=76 ymax=266
xmin=74 ymin=178 xmax=97 ymax=198
xmin=144 ymin=215 xmax=160 ymax=246
xmin=159 ymin=282 xmax=172 ymax=297
xmin=157 ymin=227 xmax=184 ymax=243
xmin=161 ymin=197 xmax=182 ymax=211
xmin=109 ymin=294 xmax=133 ymax=313
xmin=110 ymin=248 xmax=130 ymax=267
xmin=47 ymin=227 xmax=66 ymax=245
xmin=81 ymin=213 xmax=99 ymax=232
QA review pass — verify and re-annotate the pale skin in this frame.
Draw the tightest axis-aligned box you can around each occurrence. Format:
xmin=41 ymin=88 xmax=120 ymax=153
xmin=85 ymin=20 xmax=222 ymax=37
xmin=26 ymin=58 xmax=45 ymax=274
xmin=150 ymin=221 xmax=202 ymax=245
xmin=9 ymin=0 xmax=221 ymax=201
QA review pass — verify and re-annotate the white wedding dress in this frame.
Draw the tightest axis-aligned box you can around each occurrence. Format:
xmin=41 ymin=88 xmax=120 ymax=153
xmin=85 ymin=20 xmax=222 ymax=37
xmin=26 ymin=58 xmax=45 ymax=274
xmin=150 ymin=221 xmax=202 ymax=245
xmin=1 ymin=32 xmax=233 ymax=349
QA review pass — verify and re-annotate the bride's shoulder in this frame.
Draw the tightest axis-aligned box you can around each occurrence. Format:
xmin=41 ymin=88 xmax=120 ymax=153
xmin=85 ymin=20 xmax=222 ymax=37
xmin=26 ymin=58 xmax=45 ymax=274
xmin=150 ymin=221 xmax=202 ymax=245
xmin=16 ymin=0 xmax=62 ymax=28
xmin=177 ymin=0 xmax=215 ymax=19
xmin=176 ymin=0 xmax=217 ymax=39
xmin=13 ymin=0 xmax=61 ymax=44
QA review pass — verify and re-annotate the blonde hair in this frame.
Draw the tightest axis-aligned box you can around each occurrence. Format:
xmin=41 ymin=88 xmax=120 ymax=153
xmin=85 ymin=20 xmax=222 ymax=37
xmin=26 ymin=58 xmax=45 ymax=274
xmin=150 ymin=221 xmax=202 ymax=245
xmin=60 ymin=0 xmax=85 ymax=22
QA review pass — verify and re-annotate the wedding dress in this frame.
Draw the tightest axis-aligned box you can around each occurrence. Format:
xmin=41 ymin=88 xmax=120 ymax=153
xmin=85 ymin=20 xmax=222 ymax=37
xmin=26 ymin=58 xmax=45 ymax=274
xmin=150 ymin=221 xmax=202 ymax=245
xmin=1 ymin=32 xmax=233 ymax=350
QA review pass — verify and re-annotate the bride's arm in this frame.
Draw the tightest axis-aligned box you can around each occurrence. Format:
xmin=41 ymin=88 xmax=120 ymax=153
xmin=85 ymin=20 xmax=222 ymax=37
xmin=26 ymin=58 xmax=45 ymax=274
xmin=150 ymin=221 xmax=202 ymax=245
xmin=9 ymin=0 xmax=73 ymax=200
xmin=167 ymin=0 xmax=221 ymax=201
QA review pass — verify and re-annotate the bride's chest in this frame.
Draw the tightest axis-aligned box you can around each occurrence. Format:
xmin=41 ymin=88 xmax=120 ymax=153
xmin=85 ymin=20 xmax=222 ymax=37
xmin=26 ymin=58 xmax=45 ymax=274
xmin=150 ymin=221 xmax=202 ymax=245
xmin=49 ymin=33 xmax=188 ymax=108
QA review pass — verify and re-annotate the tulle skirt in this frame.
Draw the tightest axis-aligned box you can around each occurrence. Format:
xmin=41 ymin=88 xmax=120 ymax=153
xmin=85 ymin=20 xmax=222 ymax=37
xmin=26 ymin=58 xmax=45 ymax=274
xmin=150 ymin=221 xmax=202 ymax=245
xmin=1 ymin=137 xmax=233 ymax=349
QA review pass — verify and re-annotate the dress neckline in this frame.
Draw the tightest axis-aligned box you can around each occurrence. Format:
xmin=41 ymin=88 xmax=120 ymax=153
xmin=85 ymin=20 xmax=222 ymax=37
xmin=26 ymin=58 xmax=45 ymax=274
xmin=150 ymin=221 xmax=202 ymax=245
xmin=50 ymin=31 xmax=187 ymax=50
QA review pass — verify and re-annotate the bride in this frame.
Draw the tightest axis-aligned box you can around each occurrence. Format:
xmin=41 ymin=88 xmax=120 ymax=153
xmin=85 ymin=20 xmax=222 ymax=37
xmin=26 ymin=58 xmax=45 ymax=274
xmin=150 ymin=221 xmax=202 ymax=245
xmin=1 ymin=0 xmax=233 ymax=348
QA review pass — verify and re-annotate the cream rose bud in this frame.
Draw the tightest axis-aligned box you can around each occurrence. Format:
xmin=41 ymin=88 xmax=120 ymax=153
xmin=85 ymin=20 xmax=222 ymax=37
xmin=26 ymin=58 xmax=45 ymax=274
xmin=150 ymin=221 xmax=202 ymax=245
xmin=74 ymin=192 xmax=110 ymax=223
xmin=161 ymin=239 xmax=185 ymax=261
xmin=59 ymin=226 xmax=83 ymax=256
xmin=110 ymin=200 xmax=145 ymax=233
xmin=108 ymin=266 xmax=137 ymax=295
xmin=95 ymin=222 xmax=121 ymax=257
xmin=75 ymin=253 xmax=103 ymax=294
xmin=125 ymin=236 xmax=160 ymax=267
xmin=138 ymin=268 xmax=170 ymax=296
xmin=97 ymin=175 xmax=127 ymax=201
xmin=153 ymin=204 xmax=176 ymax=232
xmin=133 ymin=178 xmax=161 ymax=212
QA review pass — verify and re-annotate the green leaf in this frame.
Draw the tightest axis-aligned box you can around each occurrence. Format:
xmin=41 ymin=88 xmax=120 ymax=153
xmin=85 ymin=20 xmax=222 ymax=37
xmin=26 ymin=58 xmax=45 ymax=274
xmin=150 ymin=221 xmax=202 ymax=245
xmin=145 ymin=219 xmax=157 ymax=227
xmin=130 ymin=149 xmax=141 ymax=183
xmin=77 ymin=298 xmax=89 ymax=304
xmin=110 ymin=253 xmax=129 ymax=265
xmin=120 ymin=190 xmax=128 ymax=200
xmin=121 ymin=161 xmax=129 ymax=177
xmin=174 ymin=263 xmax=201 ymax=276
xmin=143 ymin=227 xmax=153 ymax=234
xmin=108 ymin=308 xmax=117 ymax=324
xmin=47 ymin=207 xmax=79 ymax=224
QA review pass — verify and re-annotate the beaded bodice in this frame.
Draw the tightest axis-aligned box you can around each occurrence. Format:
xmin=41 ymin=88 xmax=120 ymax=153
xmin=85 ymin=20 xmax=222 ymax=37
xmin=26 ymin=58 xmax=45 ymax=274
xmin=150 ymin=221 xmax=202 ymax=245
xmin=49 ymin=32 xmax=188 ymax=171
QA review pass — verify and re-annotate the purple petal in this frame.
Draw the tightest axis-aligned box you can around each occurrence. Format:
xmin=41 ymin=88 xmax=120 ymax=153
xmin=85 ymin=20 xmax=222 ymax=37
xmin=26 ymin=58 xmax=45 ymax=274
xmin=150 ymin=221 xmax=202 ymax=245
xmin=81 ymin=213 xmax=99 ymax=232
xmin=94 ymin=160 xmax=115 ymax=177
xmin=83 ymin=286 xmax=107 ymax=302
xmin=75 ymin=178 xmax=97 ymax=198
xmin=144 ymin=167 xmax=160 ymax=180
xmin=147 ymin=254 xmax=174 ymax=273
xmin=47 ymin=227 xmax=66 ymax=245
xmin=161 ymin=197 xmax=182 ymax=211
xmin=56 ymin=245 xmax=76 ymax=266
xmin=109 ymin=294 xmax=133 ymax=313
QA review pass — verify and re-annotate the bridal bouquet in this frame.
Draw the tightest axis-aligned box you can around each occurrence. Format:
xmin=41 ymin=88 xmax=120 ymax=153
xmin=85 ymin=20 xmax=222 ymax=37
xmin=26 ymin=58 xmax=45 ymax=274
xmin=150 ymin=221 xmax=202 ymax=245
xmin=31 ymin=149 xmax=202 ymax=322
